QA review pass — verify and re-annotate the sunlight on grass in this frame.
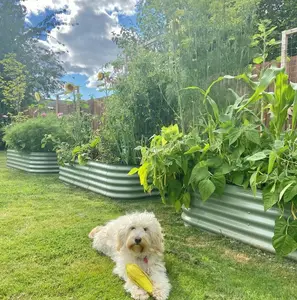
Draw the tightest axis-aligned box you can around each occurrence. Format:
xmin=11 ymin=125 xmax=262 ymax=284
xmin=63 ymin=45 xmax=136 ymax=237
xmin=0 ymin=151 xmax=297 ymax=300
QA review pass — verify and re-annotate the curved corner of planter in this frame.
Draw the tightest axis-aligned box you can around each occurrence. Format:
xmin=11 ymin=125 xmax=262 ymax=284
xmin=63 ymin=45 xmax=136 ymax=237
xmin=6 ymin=149 xmax=59 ymax=173
xmin=181 ymin=184 xmax=297 ymax=261
xmin=59 ymin=161 xmax=158 ymax=200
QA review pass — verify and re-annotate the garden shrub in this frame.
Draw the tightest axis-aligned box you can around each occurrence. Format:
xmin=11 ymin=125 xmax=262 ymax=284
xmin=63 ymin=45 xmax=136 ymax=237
xmin=3 ymin=114 xmax=68 ymax=152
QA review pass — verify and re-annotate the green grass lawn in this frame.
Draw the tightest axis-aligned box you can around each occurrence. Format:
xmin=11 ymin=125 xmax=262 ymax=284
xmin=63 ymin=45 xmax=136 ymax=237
xmin=1 ymin=151 xmax=297 ymax=300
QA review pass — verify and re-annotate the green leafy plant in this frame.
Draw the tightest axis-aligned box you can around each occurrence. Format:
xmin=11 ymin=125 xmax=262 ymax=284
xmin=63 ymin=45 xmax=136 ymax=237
xmin=132 ymin=65 xmax=297 ymax=257
xmin=71 ymin=137 xmax=101 ymax=165
xmin=250 ymin=20 xmax=280 ymax=66
xmin=3 ymin=114 xmax=67 ymax=152
xmin=0 ymin=53 xmax=27 ymax=113
xmin=41 ymin=112 xmax=95 ymax=165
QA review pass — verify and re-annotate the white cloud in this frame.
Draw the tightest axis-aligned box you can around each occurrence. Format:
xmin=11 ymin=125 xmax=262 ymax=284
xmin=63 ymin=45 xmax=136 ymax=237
xmin=23 ymin=0 xmax=137 ymax=84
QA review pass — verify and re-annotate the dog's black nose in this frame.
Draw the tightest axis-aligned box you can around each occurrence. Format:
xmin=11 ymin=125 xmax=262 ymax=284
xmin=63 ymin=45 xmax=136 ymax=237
xmin=135 ymin=238 xmax=142 ymax=244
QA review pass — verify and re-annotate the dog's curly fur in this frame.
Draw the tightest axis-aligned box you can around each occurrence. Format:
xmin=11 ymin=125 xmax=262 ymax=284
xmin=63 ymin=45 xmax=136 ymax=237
xmin=89 ymin=212 xmax=171 ymax=300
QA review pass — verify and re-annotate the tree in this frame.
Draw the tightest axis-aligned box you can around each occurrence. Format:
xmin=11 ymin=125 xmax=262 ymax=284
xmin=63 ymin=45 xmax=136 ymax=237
xmin=0 ymin=53 xmax=27 ymax=113
xmin=113 ymin=0 xmax=260 ymax=132
xmin=257 ymin=0 xmax=297 ymax=57
xmin=0 ymin=0 xmax=67 ymax=113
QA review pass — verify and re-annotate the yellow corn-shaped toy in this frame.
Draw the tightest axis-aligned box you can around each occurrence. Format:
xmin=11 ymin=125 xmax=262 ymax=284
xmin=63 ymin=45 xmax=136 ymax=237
xmin=126 ymin=263 xmax=153 ymax=294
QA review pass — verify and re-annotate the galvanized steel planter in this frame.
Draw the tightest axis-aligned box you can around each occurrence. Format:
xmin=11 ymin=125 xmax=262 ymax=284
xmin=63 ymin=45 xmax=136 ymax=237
xmin=59 ymin=161 xmax=156 ymax=199
xmin=182 ymin=184 xmax=297 ymax=260
xmin=7 ymin=149 xmax=59 ymax=173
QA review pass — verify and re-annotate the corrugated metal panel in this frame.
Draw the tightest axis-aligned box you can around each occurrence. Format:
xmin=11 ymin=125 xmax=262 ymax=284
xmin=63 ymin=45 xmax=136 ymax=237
xmin=59 ymin=161 xmax=157 ymax=199
xmin=182 ymin=184 xmax=297 ymax=261
xmin=7 ymin=150 xmax=59 ymax=173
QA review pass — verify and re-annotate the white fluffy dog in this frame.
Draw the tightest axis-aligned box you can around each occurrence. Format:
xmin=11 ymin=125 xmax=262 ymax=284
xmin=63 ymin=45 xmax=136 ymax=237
xmin=89 ymin=212 xmax=171 ymax=300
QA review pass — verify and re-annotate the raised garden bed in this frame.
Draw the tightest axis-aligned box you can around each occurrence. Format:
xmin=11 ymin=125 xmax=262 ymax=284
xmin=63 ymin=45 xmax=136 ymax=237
xmin=59 ymin=161 xmax=157 ymax=199
xmin=7 ymin=149 xmax=59 ymax=173
xmin=182 ymin=184 xmax=297 ymax=261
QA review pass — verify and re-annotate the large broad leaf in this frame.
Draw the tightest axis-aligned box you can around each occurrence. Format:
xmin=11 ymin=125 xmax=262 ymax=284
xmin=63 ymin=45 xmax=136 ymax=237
xmin=228 ymin=128 xmax=242 ymax=146
xmin=288 ymin=220 xmax=297 ymax=241
xmin=273 ymin=234 xmax=297 ymax=256
xmin=272 ymin=233 xmax=297 ymax=256
xmin=274 ymin=217 xmax=287 ymax=235
xmin=198 ymin=179 xmax=216 ymax=201
xmin=268 ymin=151 xmax=277 ymax=174
xmin=206 ymin=157 xmax=223 ymax=167
xmin=272 ymin=217 xmax=297 ymax=256
xmin=215 ymin=163 xmax=232 ymax=175
xmin=263 ymin=185 xmax=278 ymax=211
xmin=246 ymin=152 xmax=267 ymax=161
xmin=182 ymin=192 xmax=191 ymax=208
xmin=231 ymin=171 xmax=244 ymax=186
xmin=211 ymin=174 xmax=226 ymax=195
xmin=244 ymin=129 xmax=260 ymax=145
xmin=189 ymin=165 xmax=209 ymax=184
xmin=284 ymin=183 xmax=297 ymax=203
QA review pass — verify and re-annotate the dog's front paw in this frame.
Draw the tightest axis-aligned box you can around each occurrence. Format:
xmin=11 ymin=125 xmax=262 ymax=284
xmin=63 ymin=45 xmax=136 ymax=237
xmin=153 ymin=286 xmax=169 ymax=300
xmin=131 ymin=287 xmax=150 ymax=300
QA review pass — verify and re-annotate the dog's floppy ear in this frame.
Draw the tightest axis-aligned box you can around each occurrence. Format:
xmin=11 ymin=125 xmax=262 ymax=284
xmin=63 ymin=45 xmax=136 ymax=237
xmin=151 ymin=225 xmax=164 ymax=254
xmin=117 ymin=228 xmax=126 ymax=252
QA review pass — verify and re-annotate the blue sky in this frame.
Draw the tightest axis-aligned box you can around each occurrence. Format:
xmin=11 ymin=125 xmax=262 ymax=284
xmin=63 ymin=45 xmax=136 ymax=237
xmin=25 ymin=0 xmax=138 ymax=100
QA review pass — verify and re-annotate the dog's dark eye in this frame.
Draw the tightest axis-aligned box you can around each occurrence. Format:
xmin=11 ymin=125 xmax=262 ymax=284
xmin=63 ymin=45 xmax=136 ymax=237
xmin=130 ymin=226 xmax=135 ymax=230
xmin=144 ymin=227 xmax=148 ymax=232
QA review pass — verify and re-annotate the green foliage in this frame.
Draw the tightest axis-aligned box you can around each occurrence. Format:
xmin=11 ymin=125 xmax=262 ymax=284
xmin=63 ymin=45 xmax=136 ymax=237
xmin=3 ymin=114 xmax=68 ymax=152
xmin=0 ymin=0 xmax=66 ymax=114
xmin=133 ymin=65 xmax=297 ymax=256
xmin=113 ymin=0 xmax=258 ymax=135
xmin=250 ymin=20 xmax=280 ymax=66
xmin=0 ymin=53 xmax=27 ymax=112
xmin=71 ymin=137 xmax=101 ymax=165
xmin=257 ymin=0 xmax=297 ymax=58
xmin=0 ymin=114 xmax=10 ymax=149
xmin=41 ymin=112 xmax=95 ymax=165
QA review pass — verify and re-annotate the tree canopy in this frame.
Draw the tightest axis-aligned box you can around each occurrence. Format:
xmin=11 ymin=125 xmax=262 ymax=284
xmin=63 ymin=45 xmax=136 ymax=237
xmin=0 ymin=0 xmax=67 ymax=114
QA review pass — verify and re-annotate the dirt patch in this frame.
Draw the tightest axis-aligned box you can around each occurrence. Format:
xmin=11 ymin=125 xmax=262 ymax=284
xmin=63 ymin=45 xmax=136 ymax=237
xmin=223 ymin=249 xmax=251 ymax=263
